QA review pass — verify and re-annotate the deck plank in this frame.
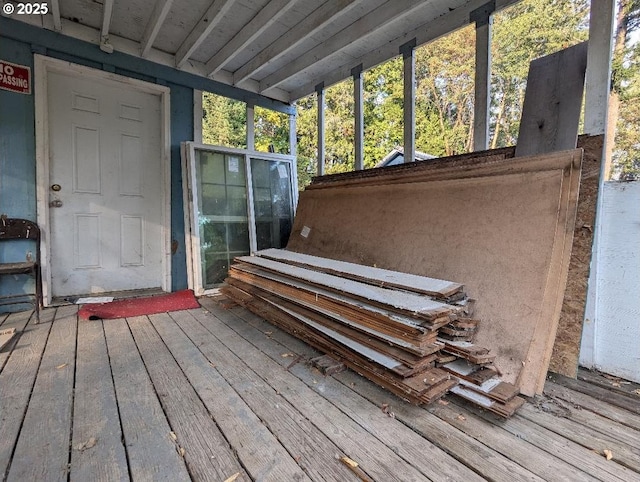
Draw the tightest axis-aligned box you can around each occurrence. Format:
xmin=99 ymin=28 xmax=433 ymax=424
xmin=7 ymin=305 xmax=77 ymax=482
xmin=70 ymin=319 xmax=128 ymax=481
xmin=126 ymin=315 xmax=248 ymax=482
xmin=450 ymin=399 xmax=638 ymax=481
xmin=545 ymin=380 xmax=640 ymax=431
xmin=149 ymin=312 xmax=310 ymax=482
xmin=103 ymin=318 xmax=190 ymax=482
xmin=208 ymin=305 xmax=485 ymax=482
xmin=192 ymin=306 xmax=431 ymax=482
xmin=221 ymin=303 xmax=544 ymax=482
xmin=518 ymin=403 xmax=640 ymax=473
xmin=551 ymin=372 xmax=640 ymax=414
xmin=0 ymin=309 xmax=54 ymax=478
xmin=174 ymin=309 xmax=356 ymax=482
xmin=425 ymin=401 xmax=597 ymax=481
xmin=0 ymin=310 xmax=35 ymax=372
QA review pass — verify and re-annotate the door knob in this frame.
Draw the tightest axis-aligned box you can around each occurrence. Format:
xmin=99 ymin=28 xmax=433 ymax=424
xmin=49 ymin=199 xmax=63 ymax=208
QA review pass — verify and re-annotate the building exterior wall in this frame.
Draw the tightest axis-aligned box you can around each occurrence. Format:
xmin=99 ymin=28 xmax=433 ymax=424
xmin=0 ymin=21 xmax=252 ymax=303
xmin=580 ymin=181 xmax=640 ymax=383
xmin=0 ymin=37 xmax=37 ymax=304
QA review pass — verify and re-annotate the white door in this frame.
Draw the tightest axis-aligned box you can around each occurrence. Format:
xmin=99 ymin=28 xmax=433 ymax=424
xmin=47 ymin=71 xmax=164 ymax=297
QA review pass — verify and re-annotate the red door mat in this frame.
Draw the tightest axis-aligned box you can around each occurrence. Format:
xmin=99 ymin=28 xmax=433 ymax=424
xmin=78 ymin=289 xmax=201 ymax=320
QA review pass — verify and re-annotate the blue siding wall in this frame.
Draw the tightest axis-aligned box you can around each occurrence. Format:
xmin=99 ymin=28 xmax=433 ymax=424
xmin=0 ymin=38 xmax=36 ymax=305
xmin=169 ymin=83 xmax=193 ymax=291
xmin=0 ymin=33 xmax=201 ymax=305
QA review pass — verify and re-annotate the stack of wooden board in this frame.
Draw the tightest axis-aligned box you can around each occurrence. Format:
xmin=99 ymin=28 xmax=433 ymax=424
xmin=221 ymin=249 xmax=525 ymax=417
xmin=286 ymin=148 xmax=583 ymax=396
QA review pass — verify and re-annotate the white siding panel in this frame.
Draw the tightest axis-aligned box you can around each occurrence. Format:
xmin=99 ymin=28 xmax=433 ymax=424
xmin=587 ymin=181 xmax=640 ymax=382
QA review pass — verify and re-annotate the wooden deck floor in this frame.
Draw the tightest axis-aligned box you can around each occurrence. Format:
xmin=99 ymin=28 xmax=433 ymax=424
xmin=1 ymin=300 xmax=639 ymax=482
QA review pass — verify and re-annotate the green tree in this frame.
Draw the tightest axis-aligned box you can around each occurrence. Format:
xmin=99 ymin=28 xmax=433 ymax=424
xmin=490 ymin=0 xmax=589 ymax=147
xmin=611 ymin=0 xmax=640 ymax=179
xmin=254 ymin=106 xmax=289 ymax=154
xmin=202 ymin=92 xmax=246 ymax=148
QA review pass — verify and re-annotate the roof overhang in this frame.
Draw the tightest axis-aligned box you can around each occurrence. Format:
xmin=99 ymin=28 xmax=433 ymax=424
xmin=1 ymin=0 xmax=520 ymax=105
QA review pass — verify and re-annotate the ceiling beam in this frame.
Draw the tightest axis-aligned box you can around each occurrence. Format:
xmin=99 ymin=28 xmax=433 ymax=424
xmin=175 ymin=0 xmax=236 ymax=69
xmin=50 ymin=0 xmax=61 ymax=31
xmin=289 ymin=0 xmax=521 ymax=100
xmin=100 ymin=0 xmax=114 ymax=45
xmin=232 ymin=0 xmax=361 ymax=85
xmin=140 ymin=0 xmax=174 ymax=57
xmin=205 ymin=0 xmax=297 ymax=77
xmin=259 ymin=0 xmax=426 ymax=93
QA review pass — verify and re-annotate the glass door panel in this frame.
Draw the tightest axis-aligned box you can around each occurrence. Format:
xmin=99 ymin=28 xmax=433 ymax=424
xmin=196 ymin=151 xmax=250 ymax=288
xmin=250 ymin=158 xmax=293 ymax=251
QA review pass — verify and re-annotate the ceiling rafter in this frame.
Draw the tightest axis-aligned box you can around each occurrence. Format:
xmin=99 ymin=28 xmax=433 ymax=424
xmin=50 ymin=0 xmax=61 ymax=31
xmin=205 ymin=0 xmax=297 ymax=77
xmin=289 ymin=0 xmax=521 ymax=100
xmin=258 ymin=0 xmax=427 ymax=93
xmin=232 ymin=0 xmax=362 ymax=86
xmin=140 ymin=0 xmax=174 ymax=57
xmin=175 ymin=0 xmax=236 ymax=69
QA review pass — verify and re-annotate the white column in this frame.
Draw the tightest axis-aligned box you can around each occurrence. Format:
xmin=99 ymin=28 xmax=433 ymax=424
xmin=316 ymin=83 xmax=325 ymax=176
xmin=470 ymin=1 xmax=495 ymax=152
xmin=246 ymin=102 xmax=255 ymax=151
xmin=193 ymin=90 xmax=203 ymax=143
xmin=581 ymin=0 xmax=616 ymax=369
xmin=352 ymin=64 xmax=364 ymax=170
xmin=584 ymin=0 xmax=615 ymax=136
xmin=401 ymin=39 xmax=416 ymax=163
xmin=289 ymin=112 xmax=297 ymax=157
xmin=473 ymin=19 xmax=492 ymax=151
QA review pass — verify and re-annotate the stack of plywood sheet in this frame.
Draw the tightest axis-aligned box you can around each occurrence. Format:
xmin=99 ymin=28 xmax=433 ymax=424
xmin=285 ymin=148 xmax=584 ymax=397
xmin=221 ymin=249 xmax=525 ymax=417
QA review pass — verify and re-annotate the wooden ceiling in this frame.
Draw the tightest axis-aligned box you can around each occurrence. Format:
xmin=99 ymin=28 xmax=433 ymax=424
xmin=6 ymin=0 xmax=519 ymax=103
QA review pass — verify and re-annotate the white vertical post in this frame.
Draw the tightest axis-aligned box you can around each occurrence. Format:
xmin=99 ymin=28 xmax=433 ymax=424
xmin=401 ymin=39 xmax=416 ymax=163
xmin=584 ymin=0 xmax=615 ymax=137
xmin=471 ymin=1 xmax=495 ymax=152
xmin=193 ymin=89 xmax=203 ymax=143
xmin=581 ymin=0 xmax=616 ymax=369
xmin=316 ymin=83 xmax=325 ymax=176
xmin=352 ymin=64 xmax=364 ymax=170
xmin=473 ymin=17 xmax=492 ymax=151
xmin=289 ymin=112 xmax=297 ymax=157
xmin=246 ymin=102 xmax=255 ymax=151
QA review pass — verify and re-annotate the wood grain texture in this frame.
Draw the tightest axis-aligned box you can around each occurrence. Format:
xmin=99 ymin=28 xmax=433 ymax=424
xmin=544 ymin=380 xmax=640 ymax=431
xmin=549 ymin=135 xmax=604 ymax=376
xmin=256 ymin=248 xmax=463 ymax=297
xmin=234 ymin=256 xmax=456 ymax=318
xmin=193 ymin=305 xmax=430 ymax=482
xmin=215 ymin=302 xmax=539 ymax=481
xmin=215 ymin=305 xmax=485 ymax=482
xmin=7 ymin=305 xmax=77 ymax=482
xmin=103 ymin=318 xmax=190 ymax=482
xmin=70 ymin=319 xmax=128 ymax=482
xmin=425 ymin=401 xmax=596 ymax=481
xmin=126 ymin=315 xmax=248 ymax=482
xmin=174 ymin=307 xmax=355 ymax=482
xmin=148 ymin=312 xmax=310 ymax=482
xmin=516 ymin=42 xmax=588 ymax=157
xmin=450 ymin=399 xmax=636 ymax=482
xmin=0 ymin=310 xmax=35 ymax=371
xmin=517 ymin=403 xmax=640 ymax=474
xmin=0 ymin=309 xmax=54 ymax=478
xmin=550 ymin=372 xmax=640 ymax=415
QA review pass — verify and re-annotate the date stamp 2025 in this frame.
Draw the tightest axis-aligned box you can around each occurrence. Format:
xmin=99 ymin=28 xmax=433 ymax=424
xmin=3 ymin=2 xmax=49 ymax=16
